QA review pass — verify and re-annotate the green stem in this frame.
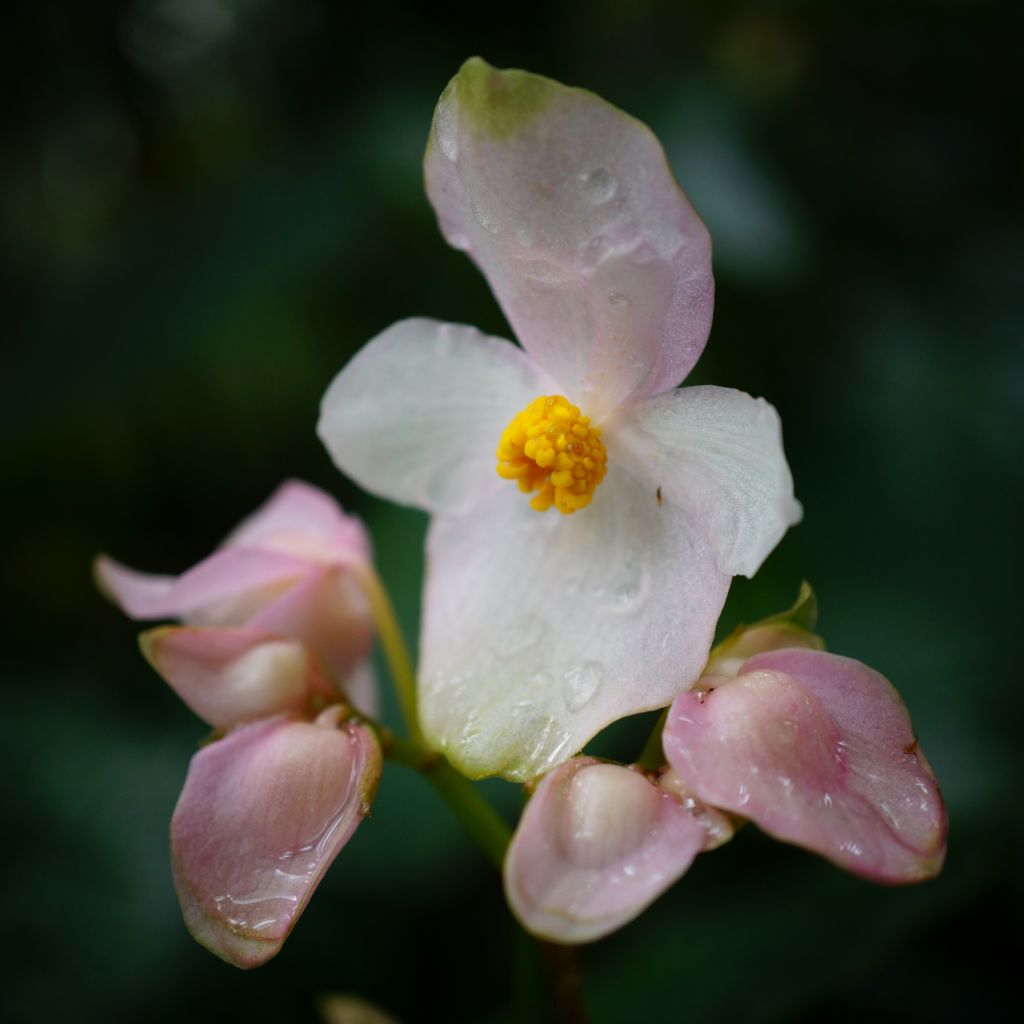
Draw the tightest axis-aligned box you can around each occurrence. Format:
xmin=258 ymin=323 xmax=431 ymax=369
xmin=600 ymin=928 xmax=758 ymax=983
xmin=348 ymin=568 xmax=582 ymax=1020
xmin=356 ymin=564 xmax=423 ymax=744
xmin=374 ymin=726 xmax=511 ymax=870
xmin=636 ymin=708 xmax=668 ymax=770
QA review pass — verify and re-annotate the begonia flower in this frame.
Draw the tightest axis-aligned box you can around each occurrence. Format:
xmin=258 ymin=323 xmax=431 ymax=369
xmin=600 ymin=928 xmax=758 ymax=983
xmin=96 ymin=478 xmax=377 ymax=714
xmin=505 ymin=591 xmax=946 ymax=943
xmin=318 ymin=58 xmax=801 ymax=781
xmin=96 ymin=481 xmax=382 ymax=967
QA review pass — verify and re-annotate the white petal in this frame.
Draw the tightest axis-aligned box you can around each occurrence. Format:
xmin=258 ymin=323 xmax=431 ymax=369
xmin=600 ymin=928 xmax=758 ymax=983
xmin=610 ymin=385 xmax=801 ymax=577
xmin=318 ymin=318 xmax=551 ymax=514
xmin=419 ymin=463 xmax=730 ymax=781
xmin=425 ymin=59 xmax=714 ymax=417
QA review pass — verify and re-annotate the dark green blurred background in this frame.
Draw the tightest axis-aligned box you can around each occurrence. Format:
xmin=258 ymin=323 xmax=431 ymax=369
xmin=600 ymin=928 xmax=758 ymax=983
xmin=4 ymin=1 xmax=1021 ymax=1021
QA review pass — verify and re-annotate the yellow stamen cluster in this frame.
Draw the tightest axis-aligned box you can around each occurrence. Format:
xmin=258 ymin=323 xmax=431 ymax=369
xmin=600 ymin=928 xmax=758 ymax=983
xmin=496 ymin=395 xmax=608 ymax=514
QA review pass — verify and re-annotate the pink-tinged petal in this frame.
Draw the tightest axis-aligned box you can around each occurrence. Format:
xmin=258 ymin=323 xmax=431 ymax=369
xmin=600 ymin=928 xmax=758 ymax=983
xmin=419 ymin=463 xmax=729 ymax=781
xmin=95 ymin=547 xmax=308 ymax=623
xmin=504 ymin=759 xmax=710 ymax=943
xmin=425 ymin=58 xmax=713 ymax=417
xmin=318 ymin=318 xmax=550 ymax=514
xmin=171 ymin=711 xmax=382 ymax=968
xmin=611 ymin=385 xmax=801 ymax=577
xmin=657 ymin=768 xmax=736 ymax=851
xmin=225 ymin=479 xmax=371 ymax=568
xmin=139 ymin=626 xmax=332 ymax=728
xmin=247 ymin=567 xmax=374 ymax=706
xmin=663 ymin=650 xmax=947 ymax=883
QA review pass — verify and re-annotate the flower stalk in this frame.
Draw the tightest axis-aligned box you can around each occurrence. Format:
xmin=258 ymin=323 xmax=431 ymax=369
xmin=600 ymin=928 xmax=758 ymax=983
xmin=376 ymin=725 xmax=511 ymax=869
xmin=635 ymin=709 xmax=668 ymax=771
xmin=355 ymin=563 xmax=423 ymax=744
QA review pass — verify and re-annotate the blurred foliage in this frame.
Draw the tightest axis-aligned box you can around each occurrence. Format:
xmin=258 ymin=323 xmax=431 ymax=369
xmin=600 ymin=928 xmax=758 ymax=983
xmin=2 ymin=1 xmax=1021 ymax=1021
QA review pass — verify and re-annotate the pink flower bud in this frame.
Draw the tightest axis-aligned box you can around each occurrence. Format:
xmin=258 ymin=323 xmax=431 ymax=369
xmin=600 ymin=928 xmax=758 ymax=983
xmin=664 ymin=648 xmax=947 ymax=884
xmin=504 ymin=757 xmax=727 ymax=943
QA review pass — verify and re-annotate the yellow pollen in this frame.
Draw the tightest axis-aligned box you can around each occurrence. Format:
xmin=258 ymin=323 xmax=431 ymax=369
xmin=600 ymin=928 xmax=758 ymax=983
xmin=496 ymin=395 xmax=608 ymax=514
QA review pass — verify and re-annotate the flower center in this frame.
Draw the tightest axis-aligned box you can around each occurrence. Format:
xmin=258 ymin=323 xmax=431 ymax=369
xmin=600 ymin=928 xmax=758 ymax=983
xmin=495 ymin=395 xmax=607 ymax=514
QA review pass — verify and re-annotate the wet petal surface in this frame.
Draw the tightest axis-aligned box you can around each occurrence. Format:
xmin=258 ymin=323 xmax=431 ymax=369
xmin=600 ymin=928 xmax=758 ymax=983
xmin=663 ymin=649 xmax=946 ymax=882
xmin=419 ymin=463 xmax=729 ymax=781
xmin=505 ymin=759 xmax=712 ymax=942
xmin=171 ymin=711 xmax=381 ymax=967
xmin=425 ymin=58 xmax=714 ymax=416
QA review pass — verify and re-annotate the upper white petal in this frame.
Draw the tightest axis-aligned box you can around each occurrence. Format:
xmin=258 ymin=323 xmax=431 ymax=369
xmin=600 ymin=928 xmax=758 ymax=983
xmin=418 ymin=463 xmax=730 ymax=781
xmin=318 ymin=318 xmax=550 ymax=514
xmin=611 ymin=385 xmax=801 ymax=578
xmin=425 ymin=59 xmax=714 ymax=417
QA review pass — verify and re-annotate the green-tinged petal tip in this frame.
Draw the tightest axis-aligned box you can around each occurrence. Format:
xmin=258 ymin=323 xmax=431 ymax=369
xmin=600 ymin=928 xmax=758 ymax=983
xmin=453 ymin=56 xmax=558 ymax=139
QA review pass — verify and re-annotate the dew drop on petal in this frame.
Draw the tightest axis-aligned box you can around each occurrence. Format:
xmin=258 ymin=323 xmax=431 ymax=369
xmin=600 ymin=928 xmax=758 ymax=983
xmin=562 ymin=661 xmax=605 ymax=712
xmin=606 ymin=557 xmax=649 ymax=615
xmin=579 ymin=167 xmax=617 ymax=204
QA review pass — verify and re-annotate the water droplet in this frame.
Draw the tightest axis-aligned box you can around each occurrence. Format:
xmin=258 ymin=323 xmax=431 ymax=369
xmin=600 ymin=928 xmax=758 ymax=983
xmin=562 ymin=661 xmax=605 ymax=712
xmin=517 ymin=706 xmax=572 ymax=772
xmin=434 ymin=100 xmax=458 ymax=161
xmin=607 ymin=557 xmax=649 ymax=615
xmin=579 ymin=167 xmax=617 ymax=204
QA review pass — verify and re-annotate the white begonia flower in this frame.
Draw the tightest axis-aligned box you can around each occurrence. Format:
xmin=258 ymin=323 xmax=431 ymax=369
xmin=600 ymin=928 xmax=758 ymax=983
xmin=318 ymin=59 xmax=801 ymax=781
